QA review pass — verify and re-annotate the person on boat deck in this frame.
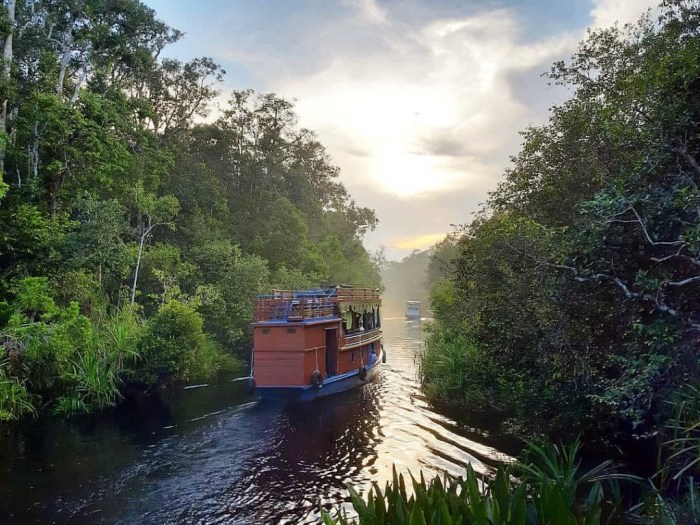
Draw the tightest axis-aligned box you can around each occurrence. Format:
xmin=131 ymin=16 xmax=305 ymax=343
xmin=367 ymin=347 xmax=376 ymax=367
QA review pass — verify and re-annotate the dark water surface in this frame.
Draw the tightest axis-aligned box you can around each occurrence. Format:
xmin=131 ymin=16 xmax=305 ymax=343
xmin=0 ymin=318 xmax=513 ymax=524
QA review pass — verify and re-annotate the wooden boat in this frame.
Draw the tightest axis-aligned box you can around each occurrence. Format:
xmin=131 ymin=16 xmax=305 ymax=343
xmin=251 ymin=286 xmax=383 ymax=401
xmin=405 ymin=301 xmax=421 ymax=320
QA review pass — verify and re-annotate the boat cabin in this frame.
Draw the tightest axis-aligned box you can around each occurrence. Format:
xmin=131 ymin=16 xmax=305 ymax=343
xmin=252 ymin=286 xmax=383 ymax=400
xmin=406 ymin=300 xmax=421 ymax=320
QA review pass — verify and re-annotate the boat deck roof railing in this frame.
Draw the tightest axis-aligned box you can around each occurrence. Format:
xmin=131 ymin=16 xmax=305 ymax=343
xmin=254 ymin=286 xmax=381 ymax=322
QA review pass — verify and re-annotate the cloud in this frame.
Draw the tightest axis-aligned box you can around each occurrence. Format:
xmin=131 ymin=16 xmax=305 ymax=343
xmin=342 ymin=0 xmax=387 ymax=24
xmin=591 ymin=0 xmax=658 ymax=28
xmin=276 ymin=8 xmax=575 ymax=204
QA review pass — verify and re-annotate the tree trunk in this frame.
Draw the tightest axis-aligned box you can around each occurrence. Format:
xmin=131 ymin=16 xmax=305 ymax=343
xmin=0 ymin=0 xmax=16 ymax=177
xmin=70 ymin=68 xmax=87 ymax=104
xmin=56 ymin=17 xmax=73 ymax=97
xmin=131 ymin=222 xmax=151 ymax=306
xmin=29 ymin=121 xmax=38 ymax=178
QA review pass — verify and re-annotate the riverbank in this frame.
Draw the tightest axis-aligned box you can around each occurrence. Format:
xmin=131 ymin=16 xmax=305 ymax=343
xmin=0 ymin=284 xmax=244 ymax=421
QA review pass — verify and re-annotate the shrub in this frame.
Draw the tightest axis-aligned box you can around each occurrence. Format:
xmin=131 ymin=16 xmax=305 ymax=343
xmin=188 ymin=338 xmax=243 ymax=382
xmin=421 ymin=326 xmax=498 ymax=410
xmin=131 ymin=300 xmax=207 ymax=385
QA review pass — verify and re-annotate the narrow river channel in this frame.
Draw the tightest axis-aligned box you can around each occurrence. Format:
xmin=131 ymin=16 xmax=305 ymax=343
xmin=0 ymin=317 xmax=513 ymax=524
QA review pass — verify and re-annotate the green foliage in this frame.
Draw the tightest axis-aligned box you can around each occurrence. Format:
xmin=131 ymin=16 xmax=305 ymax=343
xmin=55 ymin=347 xmax=121 ymax=415
xmin=132 ymin=300 xmax=206 ymax=385
xmin=627 ymin=385 xmax=700 ymax=524
xmin=66 ymin=195 xmax=131 ymax=290
xmin=421 ymin=326 xmax=497 ymax=409
xmin=100 ymin=307 xmax=143 ymax=367
xmin=0 ymin=366 xmax=37 ymax=421
xmin=0 ymin=173 xmax=8 ymax=201
xmin=0 ymin=283 xmax=142 ymax=417
xmin=131 ymin=300 xmax=242 ymax=385
xmin=424 ymin=1 xmax=700 ymax=446
xmin=0 ymin=0 xmax=379 ymax=419
xmin=190 ymin=241 xmax=270 ymax=351
xmin=271 ymin=265 xmax=321 ymax=290
xmin=655 ymin=385 xmax=700 ymax=496
xmin=321 ymin=442 xmax=637 ymax=525
xmin=189 ymin=338 xmax=244 ymax=382
xmin=12 ymin=276 xmax=57 ymax=321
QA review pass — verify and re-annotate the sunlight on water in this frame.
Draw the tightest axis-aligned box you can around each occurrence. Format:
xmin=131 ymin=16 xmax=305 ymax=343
xmin=0 ymin=318 xmax=512 ymax=524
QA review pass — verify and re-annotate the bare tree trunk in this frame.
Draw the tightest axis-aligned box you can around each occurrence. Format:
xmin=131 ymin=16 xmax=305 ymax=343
xmin=70 ymin=67 xmax=87 ymax=104
xmin=0 ymin=0 xmax=16 ymax=177
xmin=29 ymin=121 xmax=38 ymax=178
xmin=131 ymin=221 xmax=152 ymax=306
xmin=56 ymin=17 xmax=73 ymax=97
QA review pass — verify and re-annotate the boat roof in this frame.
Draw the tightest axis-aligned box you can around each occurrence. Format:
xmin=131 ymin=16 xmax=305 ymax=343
xmin=254 ymin=285 xmax=381 ymax=323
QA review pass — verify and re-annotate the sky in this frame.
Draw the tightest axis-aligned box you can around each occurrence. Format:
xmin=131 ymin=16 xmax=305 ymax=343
xmin=144 ymin=0 xmax=659 ymax=260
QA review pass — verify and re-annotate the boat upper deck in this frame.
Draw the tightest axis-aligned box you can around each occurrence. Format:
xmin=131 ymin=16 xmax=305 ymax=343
xmin=254 ymin=286 xmax=381 ymax=323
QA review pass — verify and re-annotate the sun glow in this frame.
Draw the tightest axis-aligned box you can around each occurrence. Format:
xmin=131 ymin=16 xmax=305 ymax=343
xmin=393 ymin=233 xmax=447 ymax=251
xmin=371 ymin=149 xmax=464 ymax=198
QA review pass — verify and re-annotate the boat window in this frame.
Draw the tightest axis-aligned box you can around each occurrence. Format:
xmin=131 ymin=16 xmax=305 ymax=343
xmin=287 ymin=328 xmax=296 ymax=334
xmin=262 ymin=328 xmax=271 ymax=335
xmin=350 ymin=352 xmax=355 ymax=363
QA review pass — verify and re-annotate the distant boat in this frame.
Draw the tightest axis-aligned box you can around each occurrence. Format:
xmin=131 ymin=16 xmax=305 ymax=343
xmin=251 ymin=285 xmax=383 ymax=401
xmin=405 ymin=301 xmax=421 ymax=320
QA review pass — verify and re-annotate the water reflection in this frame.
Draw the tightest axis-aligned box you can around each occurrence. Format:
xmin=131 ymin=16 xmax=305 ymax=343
xmin=0 ymin=318 xmax=512 ymax=524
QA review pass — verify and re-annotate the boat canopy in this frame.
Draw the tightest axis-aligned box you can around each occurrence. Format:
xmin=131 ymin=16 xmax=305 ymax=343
xmin=254 ymin=286 xmax=381 ymax=323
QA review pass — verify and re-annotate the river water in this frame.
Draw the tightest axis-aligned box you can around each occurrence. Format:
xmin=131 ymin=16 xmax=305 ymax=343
xmin=0 ymin=317 xmax=513 ymax=524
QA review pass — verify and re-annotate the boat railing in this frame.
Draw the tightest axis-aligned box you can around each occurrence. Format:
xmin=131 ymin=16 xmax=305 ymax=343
xmin=342 ymin=327 xmax=382 ymax=348
xmin=336 ymin=287 xmax=381 ymax=303
xmin=254 ymin=296 xmax=338 ymax=322
xmin=254 ymin=286 xmax=381 ymax=322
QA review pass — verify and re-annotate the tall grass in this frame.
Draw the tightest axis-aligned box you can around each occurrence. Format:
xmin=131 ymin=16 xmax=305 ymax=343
xmin=0 ymin=365 xmax=37 ymax=421
xmin=54 ymin=348 xmax=121 ymax=415
xmin=100 ymin=307 xmax=142 ymax=367
xmin=420 ymin=328 xmax=497 ymax=409
xmin=658 ymin=385 xmax=700 ymax=489
xmin=55 ymin=308 xmax=142 ymax=416
xmin=632 ymin=385 xmax=700 ymax=524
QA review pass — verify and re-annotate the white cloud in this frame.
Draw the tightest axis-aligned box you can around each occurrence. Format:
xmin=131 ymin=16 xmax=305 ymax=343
xmin=591 ymin=0 xmax=659 ymax=28
xmin=276 ymin=9 xmax=574 ymax=204
xmin=343 ymin=0 xmax=387 ymax=24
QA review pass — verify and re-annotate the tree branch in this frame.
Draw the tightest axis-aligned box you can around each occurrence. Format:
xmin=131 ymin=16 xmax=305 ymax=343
xmin=667 ymin=275 xmax=700 ymax=287
xmin=674 ymin=142 xmax=700 ymax=178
